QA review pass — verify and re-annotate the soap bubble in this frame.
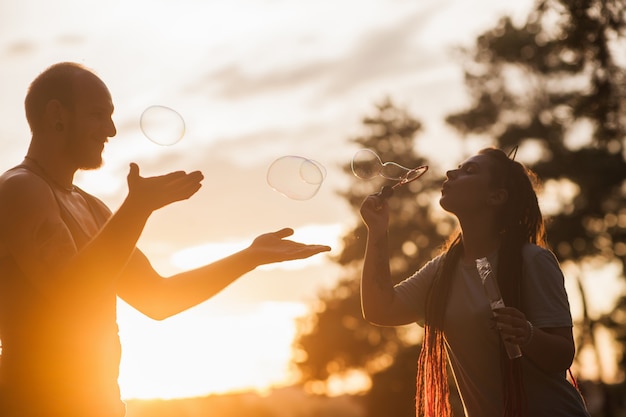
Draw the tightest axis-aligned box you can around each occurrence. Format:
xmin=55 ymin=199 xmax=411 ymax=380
xmin=351 ymin=148 xmax=383 ymax=180
xmin=350 ymin=148 xmax=381 ymax=180
xmin=351 ymin=148 xmax=428 ymax=187
xmin=140 ymin=105 xmax=186 ymax=146
xmin=267 ymin=156 xmax=326 ymax=200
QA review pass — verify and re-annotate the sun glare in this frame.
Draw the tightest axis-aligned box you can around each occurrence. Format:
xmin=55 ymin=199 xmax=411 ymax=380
xmin=117 ymin=301 xmax=308 ymax=400
xmin=170 ymin=223 xmax=343 ymax=272
xmin=114 ymin=223 xmax=344 ymax=400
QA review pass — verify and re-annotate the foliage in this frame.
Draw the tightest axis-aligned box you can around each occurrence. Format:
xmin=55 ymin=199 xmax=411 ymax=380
xmin=292 ymin=99 xmax=459 ymax=416
xmin=446 ymin=0 xmax=626 ymax=384
xmin=294 ymin=1 xmax=626 ymax=416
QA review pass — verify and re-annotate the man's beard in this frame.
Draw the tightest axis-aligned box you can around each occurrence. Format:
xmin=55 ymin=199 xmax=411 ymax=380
xmin=65 ymin=126 xmax=104 ymax=170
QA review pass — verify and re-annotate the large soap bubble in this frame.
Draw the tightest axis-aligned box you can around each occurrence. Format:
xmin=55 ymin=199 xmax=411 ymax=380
xmin=140 ymin=105 xmax=186 ymax=146
xmin=267 ymin=156 xmax=326 ymax=201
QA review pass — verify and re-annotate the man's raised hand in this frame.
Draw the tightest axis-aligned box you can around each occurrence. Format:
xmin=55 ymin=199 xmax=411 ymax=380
xmin=126 ymin=163 xmax=204 ymax=212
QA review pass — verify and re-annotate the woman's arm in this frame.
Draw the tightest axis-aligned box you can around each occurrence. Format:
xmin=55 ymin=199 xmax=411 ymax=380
xmin=359 ymin=192 xmax=418 ymax=326
xmin=494 ymin=308 xmax=575 ymax=373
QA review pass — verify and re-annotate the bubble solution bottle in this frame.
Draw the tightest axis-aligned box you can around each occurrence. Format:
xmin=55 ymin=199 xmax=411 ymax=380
xmin=475 ymin=257 xmax=522 ymax=359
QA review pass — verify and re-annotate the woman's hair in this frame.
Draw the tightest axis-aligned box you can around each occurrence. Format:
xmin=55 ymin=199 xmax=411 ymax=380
xmin=24 ymin=62 xmax=90 ymax=133
xmin=415 ymin=147 xmax=546 ymax=417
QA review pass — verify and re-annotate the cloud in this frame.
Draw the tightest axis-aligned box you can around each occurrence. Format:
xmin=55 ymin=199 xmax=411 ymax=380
xmin=182 ymin=3 xmax=445 ymax=104
xmin=176 ymin=0 xmax=530 ymax=124
xmin=4 ymin=40 xmax=36 ymax=56
xmin=321 ymin=5 xmax=446 ymax=96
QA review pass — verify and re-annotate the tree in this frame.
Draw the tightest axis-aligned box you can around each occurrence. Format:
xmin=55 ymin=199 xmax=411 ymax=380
xmin=294 ymin=1 xmax=626 ymax=415
xmin=445 ymin=0 xmax=626 ymax=412
xmin=292 ymin=99 xmax=462 ymax=416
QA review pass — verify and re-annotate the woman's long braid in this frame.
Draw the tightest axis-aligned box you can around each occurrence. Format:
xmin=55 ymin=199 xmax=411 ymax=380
xmin=485 ymin=148 xmax=546 ymax=417
xmin=416 ymin=235 xmax=461 ymax=417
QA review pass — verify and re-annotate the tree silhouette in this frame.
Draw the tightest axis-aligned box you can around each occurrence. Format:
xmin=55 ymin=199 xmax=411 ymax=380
xmin=445 ymin=0 xmax=626 ymax=355
xmin=445 ymin=0 xmax=626 ymax=412
xmin=294 ymin=1 xmax=626 ymax=416
xmin=292 ymin=99 xmax=463 ymax=416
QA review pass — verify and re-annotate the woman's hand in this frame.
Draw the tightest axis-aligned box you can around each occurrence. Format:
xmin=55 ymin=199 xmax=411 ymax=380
xmin=360 ymin=188 xmax=391 ymax=233
xmin=493 ymin=307 xmax=533 ymax=346
xmin=494 ymin=307 xmax=576 ymax=372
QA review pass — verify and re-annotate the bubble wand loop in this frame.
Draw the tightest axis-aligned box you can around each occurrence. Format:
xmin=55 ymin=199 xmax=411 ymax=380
xmin=379 ymin=165 xmax=429 ymax=198
xmin=350 ymin=148 xmax=429 ymax=200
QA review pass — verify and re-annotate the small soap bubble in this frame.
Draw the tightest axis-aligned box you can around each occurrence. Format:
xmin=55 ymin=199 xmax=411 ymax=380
xmin=351 ymin=148 xmax=383 ymax=180
xmin=299 ymin=159 xmax=326 ymax=185
xmin=140 ymin=105 xmax=186 ymax=146
xmin=267 ymin=156 xmax=326 ymax=200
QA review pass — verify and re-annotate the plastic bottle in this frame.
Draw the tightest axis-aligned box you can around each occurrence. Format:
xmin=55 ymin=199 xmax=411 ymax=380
xmin=475 ymin=257 xmax=522 ymax=359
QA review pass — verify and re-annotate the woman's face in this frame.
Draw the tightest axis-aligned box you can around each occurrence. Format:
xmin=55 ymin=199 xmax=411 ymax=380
xmin=439 ymin=154 xmax=501 ymax=216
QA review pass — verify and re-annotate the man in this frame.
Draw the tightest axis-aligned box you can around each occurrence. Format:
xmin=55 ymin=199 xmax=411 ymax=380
xmin=0 ymin=62 xmax=330 ymax=417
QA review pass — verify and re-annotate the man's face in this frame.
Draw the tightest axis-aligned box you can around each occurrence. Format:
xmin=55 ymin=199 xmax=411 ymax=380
xmin=65 ymin=74 xmax=116 ymax=170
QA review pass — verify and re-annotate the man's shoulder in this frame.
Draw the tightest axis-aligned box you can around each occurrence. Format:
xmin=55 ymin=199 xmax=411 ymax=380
xmin=0 ymin=165 xmax=55 ymax=202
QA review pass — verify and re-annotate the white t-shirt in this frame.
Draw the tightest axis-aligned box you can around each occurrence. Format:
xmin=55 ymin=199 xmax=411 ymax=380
xmin=395 ymin=244 xmax=589 ymax=417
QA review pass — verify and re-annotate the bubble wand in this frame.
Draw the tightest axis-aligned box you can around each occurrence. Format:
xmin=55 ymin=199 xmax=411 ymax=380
xmin=351 ymin=148 xmax=428 ymax=198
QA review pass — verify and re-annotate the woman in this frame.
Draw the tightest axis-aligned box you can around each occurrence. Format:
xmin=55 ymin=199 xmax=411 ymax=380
xmin=359 ymin=148 xmax=589 ymax=417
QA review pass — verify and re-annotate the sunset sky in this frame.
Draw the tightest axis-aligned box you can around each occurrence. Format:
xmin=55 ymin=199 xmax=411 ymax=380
xmin=8 ymin=0 xmax=619 ymax=401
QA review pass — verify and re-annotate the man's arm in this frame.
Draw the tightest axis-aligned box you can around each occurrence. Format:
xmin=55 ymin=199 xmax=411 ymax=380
xmin=0 ymin=164 xmax=203 ymax=298
xmin=117 ymin=228 xmax=331 ymax=320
